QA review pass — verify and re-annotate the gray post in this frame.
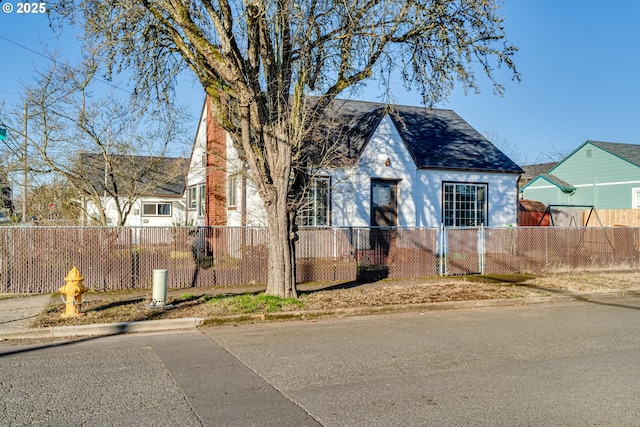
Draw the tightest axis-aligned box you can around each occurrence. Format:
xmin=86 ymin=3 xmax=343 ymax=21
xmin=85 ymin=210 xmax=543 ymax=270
xmin=150 ymin=269 xmax=170 ymax=309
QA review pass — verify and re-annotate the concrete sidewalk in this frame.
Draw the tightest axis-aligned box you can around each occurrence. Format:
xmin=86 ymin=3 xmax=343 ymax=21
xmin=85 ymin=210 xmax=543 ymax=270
xmin=0 ymin=294 xmax=202 ymax=340
xmin=0 ymin=294 xmax=51 ymax=336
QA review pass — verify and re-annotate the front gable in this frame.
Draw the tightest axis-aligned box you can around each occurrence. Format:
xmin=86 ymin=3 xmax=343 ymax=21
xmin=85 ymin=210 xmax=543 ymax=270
xmin=330 ymin=115 xmax=418 ymax=227
xmin=357 ymin=114 xmax=418 ymax=176
xmin=184 ymin=101 xmax=210 ymax=226
xmin=186 ymin=103 xmax=208 ymax=188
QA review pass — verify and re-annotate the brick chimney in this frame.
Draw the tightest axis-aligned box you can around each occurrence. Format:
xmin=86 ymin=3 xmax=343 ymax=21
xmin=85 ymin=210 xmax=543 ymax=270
xmin=204 ymin=96 xmax=228 ymax=226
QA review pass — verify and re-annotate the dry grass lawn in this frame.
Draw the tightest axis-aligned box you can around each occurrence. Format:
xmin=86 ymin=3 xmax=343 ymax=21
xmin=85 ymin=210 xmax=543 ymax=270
xmin=30 ymin=270 xmax=640 ymax=328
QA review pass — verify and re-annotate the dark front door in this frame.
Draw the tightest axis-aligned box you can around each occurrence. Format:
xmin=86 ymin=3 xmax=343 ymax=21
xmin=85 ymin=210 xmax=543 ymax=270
xmin=371 ymin=179 xmax=398 ymax=227
xmin=363 ymin=179 xmax=398 ymax=279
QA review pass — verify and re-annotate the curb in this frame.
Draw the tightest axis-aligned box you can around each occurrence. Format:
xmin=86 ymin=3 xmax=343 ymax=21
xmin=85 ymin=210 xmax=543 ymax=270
xmin=1 ymin=291 xmax=636 ymax=340
xmin=200 ymin=293 xmax=578 ymax=326
xmin=1 ymin=318 xmax=203 ymax=340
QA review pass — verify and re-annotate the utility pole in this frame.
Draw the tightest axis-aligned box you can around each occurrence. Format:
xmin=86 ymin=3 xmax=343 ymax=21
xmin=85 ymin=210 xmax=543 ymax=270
xmin=0 ymin=125 xmax=8 ymax=214
xmin=22 ymin=102 xmax=27 ymax=222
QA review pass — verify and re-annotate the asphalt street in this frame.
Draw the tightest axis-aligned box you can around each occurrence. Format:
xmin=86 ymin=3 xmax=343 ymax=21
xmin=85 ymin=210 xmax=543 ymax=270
xmin=2 ymin=297 xmax=640 ymax=426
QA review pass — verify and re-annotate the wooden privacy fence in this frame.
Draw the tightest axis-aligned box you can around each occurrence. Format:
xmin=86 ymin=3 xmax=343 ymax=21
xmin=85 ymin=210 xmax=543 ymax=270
xmin=0 ymin=225 xmax=638 ymax=294
xmin=588 ymin=209 xmax=640 ymax=227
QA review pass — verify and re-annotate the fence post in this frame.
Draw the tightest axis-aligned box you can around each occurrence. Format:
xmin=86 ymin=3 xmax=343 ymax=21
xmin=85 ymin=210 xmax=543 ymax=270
xmin=479 ymin=225 xmax=486 ymax=275
xmin=439 ymin=224 xmax=445 ymax=276
xmin=333 ymin=227 xmax=337 ymax=281
xmin=545 ymin=227 xmax=549 ymax=272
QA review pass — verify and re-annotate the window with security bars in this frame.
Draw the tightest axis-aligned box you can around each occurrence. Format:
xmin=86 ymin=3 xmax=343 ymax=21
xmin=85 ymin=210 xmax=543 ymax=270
xmin=443 ymin=183 xmax=487 ymax=226
xmin=297 ymin=178 xmax=330 ymax=227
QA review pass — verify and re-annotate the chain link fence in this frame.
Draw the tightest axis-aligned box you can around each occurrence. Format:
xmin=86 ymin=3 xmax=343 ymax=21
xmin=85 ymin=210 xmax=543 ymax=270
xmin=1 ymin=225 xmax=638 ymax=293
xmin=443 ymin=226 xmax=640 ymax=275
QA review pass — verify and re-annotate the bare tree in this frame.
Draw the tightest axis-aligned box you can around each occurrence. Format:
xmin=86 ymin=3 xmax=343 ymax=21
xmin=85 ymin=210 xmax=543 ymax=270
xmin=0 ymin=48 xmax=190 ymax=226
xmin=25 ymin=178 xmax=83 ymax=224
xmin=55 ymin=0 xmax=519 ymax=297
xmin=481 ymin=130 xmax=525 ymax=166
xmin=0 ymin=99 xmax=52 ymax=221
xmin=0 ymin=167 xmax=14 ymax=218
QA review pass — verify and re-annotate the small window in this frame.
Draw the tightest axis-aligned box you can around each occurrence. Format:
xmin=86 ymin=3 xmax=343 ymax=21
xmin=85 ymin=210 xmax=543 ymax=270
xmin=199 ymin=185 xmax=206 ymax=217
xmin=228 ymin=175 xmax=238 ymax=208
xmin=142 ymin=203 xmax=172 ymax=216
xmin=201 ymin=152 xmax=207 ymax=167
xmin=188 ymin=187 xmax=197 ymax=210
xmin=633 ymin=188 xmax=640 ymax=209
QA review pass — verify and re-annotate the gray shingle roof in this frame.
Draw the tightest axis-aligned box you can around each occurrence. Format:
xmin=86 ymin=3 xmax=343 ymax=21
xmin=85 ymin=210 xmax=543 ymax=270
xmin=320 ymin=99 xmax=522 ymax=173
xmin=79 ymin=153 xmax=188 ymax=196
xmin=520 ymin=162 xmax=557 ymax=183
xmin=539 ymin=174 xmax=575 ymax=192
xmin=588 ymin=140 xmax=640 ymax=167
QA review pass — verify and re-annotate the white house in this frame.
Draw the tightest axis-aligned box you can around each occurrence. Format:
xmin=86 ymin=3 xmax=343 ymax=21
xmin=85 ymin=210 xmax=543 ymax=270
xmin=81 ymin=153 xmax=188 ymax=226
xmin=189 ymin=98 xmax=523 ymax=228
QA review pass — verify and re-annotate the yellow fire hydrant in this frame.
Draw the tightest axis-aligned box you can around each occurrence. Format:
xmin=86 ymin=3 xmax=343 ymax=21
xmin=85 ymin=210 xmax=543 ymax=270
xmin=58 ymin=266 xmax=89 ymax=318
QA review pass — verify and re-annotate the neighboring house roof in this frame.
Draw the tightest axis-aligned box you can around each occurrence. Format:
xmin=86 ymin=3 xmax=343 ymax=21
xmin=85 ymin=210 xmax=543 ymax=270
xmin=545 ymin=140 xmax=640 ymax=175
xmin=79 ymin=153 xmax=188 ymax=197
xmin=584 ymin=140 xmax=640 ymax=167
xmin=520 ymin=140 xmax=640 ymax=197
xmin=520 ymin=162 xmax=557 ymax=185
xmin=540 ymin=174 xmax=576 ymax=192
xmin=519 ymin=199 xmax=547 ymax=212
xmin=318 ymin=99 xmax=523 ymax=174
xmin=520 ymin=173 xmax=576 ymax=193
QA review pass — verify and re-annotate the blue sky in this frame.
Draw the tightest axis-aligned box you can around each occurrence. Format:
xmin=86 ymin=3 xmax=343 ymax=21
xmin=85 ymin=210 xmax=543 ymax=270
xmin=1 ymin=1 xmax=639 ymax=165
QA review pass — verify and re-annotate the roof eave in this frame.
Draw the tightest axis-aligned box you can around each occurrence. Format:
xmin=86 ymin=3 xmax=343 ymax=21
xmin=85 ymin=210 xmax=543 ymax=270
xmin=417 ymin=165 xmax=523 ymax=174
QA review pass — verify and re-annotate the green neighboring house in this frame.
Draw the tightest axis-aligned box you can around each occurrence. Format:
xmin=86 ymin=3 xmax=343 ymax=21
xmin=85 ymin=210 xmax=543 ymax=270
xmin=520 ymin=140 xmax=640 ymax=209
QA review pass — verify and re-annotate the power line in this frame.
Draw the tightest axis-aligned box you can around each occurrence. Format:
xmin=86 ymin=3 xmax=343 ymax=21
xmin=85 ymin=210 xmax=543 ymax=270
xmin=0 ymin=34 xmax=53 ymax=61
xmin=0 ymin=32 xmax=203 ymax=122
xmin=0 ymin=34 xmax=131 ymax=95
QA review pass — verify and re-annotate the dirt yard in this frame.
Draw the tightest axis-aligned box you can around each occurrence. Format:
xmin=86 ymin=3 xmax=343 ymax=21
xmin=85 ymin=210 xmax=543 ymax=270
xmin=30 ymin=270 xmax=640 ymax=328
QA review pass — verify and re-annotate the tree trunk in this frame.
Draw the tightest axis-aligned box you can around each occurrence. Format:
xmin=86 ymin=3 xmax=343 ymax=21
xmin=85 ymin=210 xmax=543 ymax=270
xmin=236 ymin=103 xmax=298 ymax=298
xmin=265 ymin=200 xmax=297 ymax=298
xmin=260 ymin=124 xmax=297 ymax=299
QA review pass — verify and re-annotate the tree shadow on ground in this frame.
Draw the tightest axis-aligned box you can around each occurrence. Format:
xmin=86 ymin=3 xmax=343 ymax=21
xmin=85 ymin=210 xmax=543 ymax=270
xmin=300 ymin=279 xmax=383 ymax=295
xmin=522 ymin=283 xmax=640 ymax=311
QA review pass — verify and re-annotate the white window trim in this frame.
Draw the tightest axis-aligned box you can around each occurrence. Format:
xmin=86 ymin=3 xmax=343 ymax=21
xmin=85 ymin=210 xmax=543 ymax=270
xmin=188 ymin=186 xmax=197 ymax=210
xmin=443 ymin=182 xmax=488 ymax=227
xmin=632 ymin=188 xmax=640 ymax=208
xmin=142 ymin=202 xmax=172 ymax=217
xmin=298 ymin=177 xmax=331 ymax=227
xmin=198 ymin=185 xmax=206 ymax=217
xmin=228 ymin=175 xmax=238 ymax=209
